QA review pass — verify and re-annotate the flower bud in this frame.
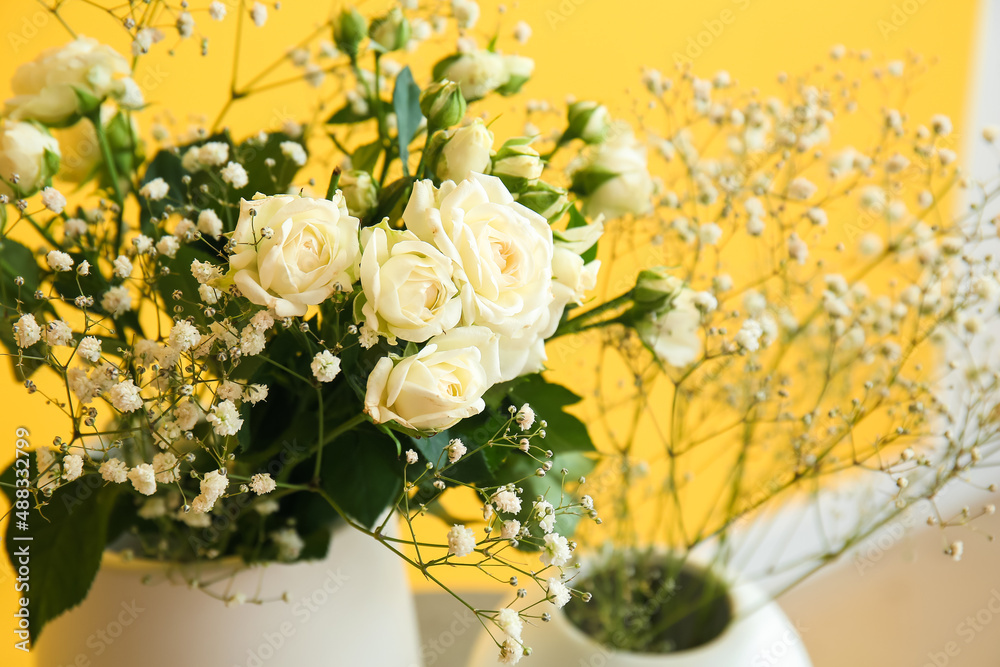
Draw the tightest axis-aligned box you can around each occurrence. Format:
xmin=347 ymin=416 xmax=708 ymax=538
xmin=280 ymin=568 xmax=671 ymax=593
xmin=0 ymin=120 xmax=60 ymax=199
xmin=566 ymin=101 xmax=610 ymax=144
xmin=632 ymin=267 xmax=685 ymax=315
xmin=491 ymin=139 xmax=543 ymax=192
xmin=334 ymin=7 xmax=368 ymax=59
xmin=433 ymin=119 xmax=493 ymax=183
xmin=369 ymin=7 xmax=410 ymax=53
xmin=420 ymin=80 xmax=467 ymax=129
xmin=339 ymin=169 xmax=378 ymax=219
xmin=515 ymin=181 xmax=569 ymax=222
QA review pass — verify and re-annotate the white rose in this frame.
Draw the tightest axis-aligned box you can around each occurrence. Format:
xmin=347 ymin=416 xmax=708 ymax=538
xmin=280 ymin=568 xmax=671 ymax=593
xmin=0 ymin=121 xmax=60 ymax=198
xmin=364 ymin=326 xmax=501 ymax=431
xmin=636 ymin=289 xmax=703 ymax=367
xmin=403 ymin=174 xmax=554 ymax=340
xmin=502 ymin=55 xmax=534 ymax=82
xmin=359 ymin=221 xmax=463 ymax=343
xmin=5 ymin=37 xmax=132 ymax=125
xmin=437 ymin=119 xmax=494 ymax=183
xmin=227 ymin=193 xmax=361 ymax=318
xmin=570 ymin=125 xmax=655 ymax=219
xmin=552 ymin=247 xmax=600 ymax=308
xmin=442 ymin=50 xmax=508 ymax=101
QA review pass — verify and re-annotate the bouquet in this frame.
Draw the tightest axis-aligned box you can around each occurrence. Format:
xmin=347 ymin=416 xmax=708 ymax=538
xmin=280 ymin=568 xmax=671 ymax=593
xmin=0 ymin=2 xmax=611 ymax=662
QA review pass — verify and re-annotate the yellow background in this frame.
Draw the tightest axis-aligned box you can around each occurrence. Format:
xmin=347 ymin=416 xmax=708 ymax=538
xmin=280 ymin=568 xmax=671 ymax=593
xmin=0 ymin=0 xmax=983 ymax=663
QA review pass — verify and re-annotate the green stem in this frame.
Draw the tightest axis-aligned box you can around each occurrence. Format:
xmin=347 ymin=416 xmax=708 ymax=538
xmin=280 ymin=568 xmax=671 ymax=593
xmin=90 ymin=110 xmax=126 ymax=255
xmin=553 ymin=290 xmax=633 ymax=338
xmin=325 ymin=166 xmax=342 ymax=200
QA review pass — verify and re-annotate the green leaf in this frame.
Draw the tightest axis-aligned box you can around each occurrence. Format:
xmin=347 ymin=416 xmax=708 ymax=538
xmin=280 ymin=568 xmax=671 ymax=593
xmin=431 ymin=55 xmax=463 ymax=84
xmin=4 ymin=479 xmax=120 ymax=645
xmin=506 ymin=375 xmax=596 ymax=454
xmin=370 ymin=176 xmax=414 ymax=227
xmin=0 ymin=238 xmax=51 ymax=378
xmin=392 ymin=67 xmax=423 ymax=177
xmin=567 ymin=205 xmax=599 ymax=263
xmin=571 ymin=168 xmax=619 ymax=197
xmin=319 ymin=424 xmax=403 ymax=528
xmin=352 ymin=139 xmax=382 ymax=175
xmin=326 ymin=104 xmax=375 ymax=125
xmin=72 ymin=87 xmax=102 ymax=117
xmin=497 ymin=75 xmax=531 ymax=97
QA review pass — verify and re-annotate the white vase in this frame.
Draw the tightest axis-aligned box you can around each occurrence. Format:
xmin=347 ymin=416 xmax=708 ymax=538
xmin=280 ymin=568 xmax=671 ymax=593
xmin=468 ymin=559 xmax=812 ymax=667
xmin=36 ymin=521 xmax=423 ymax=667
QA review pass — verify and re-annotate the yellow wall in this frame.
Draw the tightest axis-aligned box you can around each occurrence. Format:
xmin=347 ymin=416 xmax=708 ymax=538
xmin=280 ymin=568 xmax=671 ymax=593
xmin=0 ymin=0 xmax=981 ymax=663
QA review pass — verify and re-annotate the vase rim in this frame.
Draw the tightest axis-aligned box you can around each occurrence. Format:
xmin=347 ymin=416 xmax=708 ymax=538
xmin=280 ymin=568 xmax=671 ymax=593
xmin=557 ymin=548 xmax=760 ymax=662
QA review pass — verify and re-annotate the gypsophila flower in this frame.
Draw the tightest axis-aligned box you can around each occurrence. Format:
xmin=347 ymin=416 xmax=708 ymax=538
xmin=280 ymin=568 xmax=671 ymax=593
xmin=272 ymin=528 xmax=304 ymax=561
xmin=100 ymin=458 xmax=128 ymax=484
xmin=513 ymin=20 xmax=532 ymax=43
xmin=448 ymin=439 xmax=467 ymax=463
xmin=250 ymin=311 xmax=274 ymax=331
xmin=46 ymin=250 xmax=73 ymax=272
xmin=77 ymin=260 xmax=91 ymax=276
xmin=44 ymin=320 xmax=73 ymax=347
xmin=65 ymin=218 xmax=87 ymax=237
xmin=133 ymin=235 xmax=154 ymax=254
xmin=251 ymin=2 xmax=268 ymax=27
xmin=311 ymin=350 xmax=341 ymax=382
xmin=787 ymin=177 xmax=817 ymax=201
xmin=492 ymin=489 xmax=522 ymax=514
xmin=495 ymin=608 xmax=523 ymax=642
xmin=279 ymin=141 xmax=307 ymax=166
xmin=152 ymin=452 xmax=178 ymax=483
xmin=500 ymin=519 xmax=520 ymax=540
xmin=218 ymin=380 xmax=242 ymax=401
xmin=197 ymin=209 xmax=223 ymax=239
xmin=359 ymin=324 xmax=378 ymax=349
xmin=109 ymin=379 xmax=143 ymax=412
xmin=533 ymin=499 xmax=555 ymax=533
xmin=515 ymin=404 xmax=535 ymax=431
xmin=244 ymin=383 xmax=269 ymax=404
xmin=735 ymin=319 xmax=763 ymax=352
xmin=128 ymin=463 xmax=157 ymax=496
xmin=191 ymin=259 xmax=220 ymax=284
xmin=13 ymin=314 xmax=41 ymax=348
xmin=547 ymin=577 xmax=571 ymax=607
xmin=209 ymin=1 xmax=226 ymax=20
xmin=453 ymin=0 xmax=479 ymax=29
xmin=240 ymin=325 xmax=266 ymax=356
xmin=138 ymin=498 xmax=167 ymax=520
xmin=113 ymin=255 xmax=132 ymax=278
xmin=139 ymin=177 xmax=169 ymax=201
xmin=255 ymin=499 xmax=280 ymax=515
xmin=207 ymin=400 xmax=243 ymax=436
xmin=169 ymin=320 xmax=200 ymax=352
xmin=540 ymin=532 xmax=571 ymax=566
xmin=405 ymin=449 xmax=419 ymax=464
xmin=77 ymin=336 xmax=102 ymax=363
xmin=447 ymin=524 xmax=476 ymax=557
xmin=199 ymin=283 xmax=222 ymax=304
xmin=41 ymin=187 xmax=66 ymax=213
xmin=250 ymin=473 xmax=277 ymax=495
xmin=498 ymin=638 xmax=523 ymax=665
xmin=221 ymin=161 xmax=249 ymax=188
xmin=62 ymin=454 xmax=83 ymax=481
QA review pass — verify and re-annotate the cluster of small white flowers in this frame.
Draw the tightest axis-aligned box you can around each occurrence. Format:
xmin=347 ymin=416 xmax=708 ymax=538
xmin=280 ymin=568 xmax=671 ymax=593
xmin=311 ymin=350 xmax=341 ymax=382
